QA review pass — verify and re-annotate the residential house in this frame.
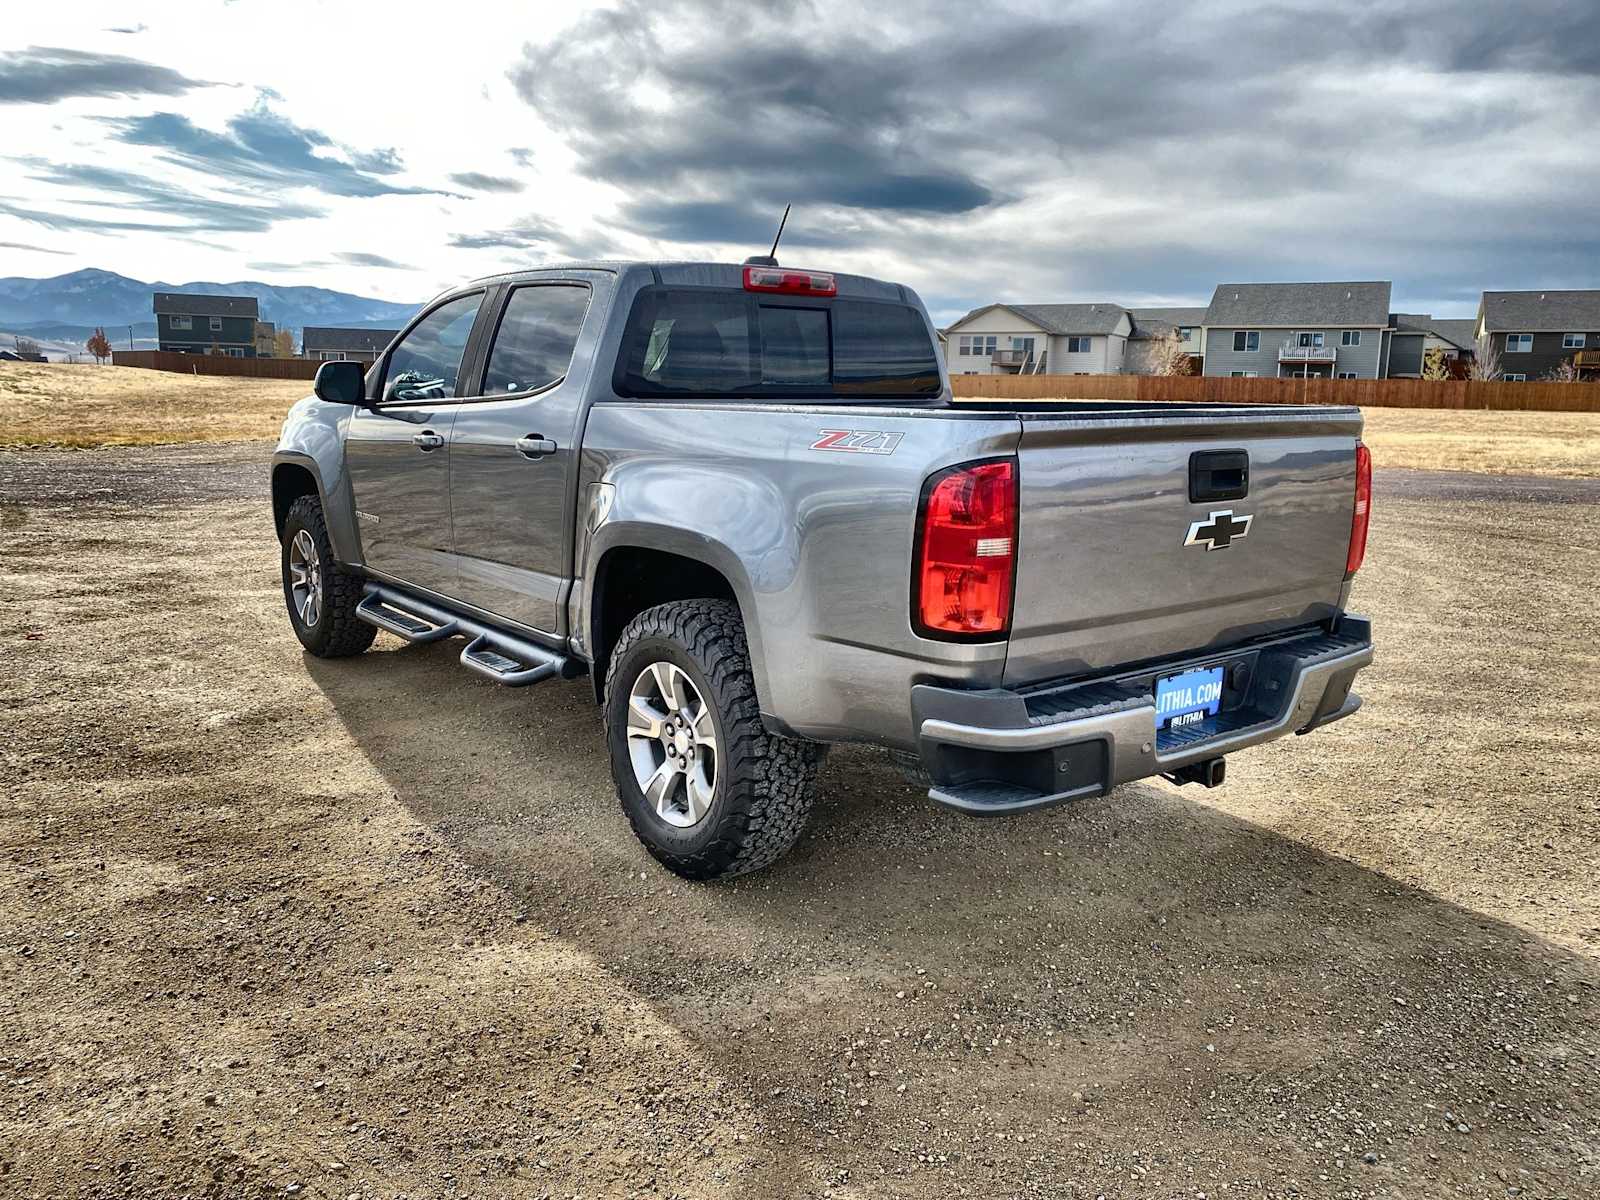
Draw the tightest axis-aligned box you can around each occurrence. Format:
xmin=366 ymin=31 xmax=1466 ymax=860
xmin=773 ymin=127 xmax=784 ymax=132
xmin=1476 ymin=290 xmax=1600 ymax=381
xmin=153 ymin=292 xmax=260 ymax=356
xmin=301 ymin=326 xmax=400 ymax=364
xmin=1125 ymin=307 xmax=1207 ymax=374
xmin=1386 ymin=314 xmax=1476 ymax=377
xmin=1202 ymin=282 xmax=1391 ymax=378
xmin=942 ymin=303 xmax=1132 ymax=375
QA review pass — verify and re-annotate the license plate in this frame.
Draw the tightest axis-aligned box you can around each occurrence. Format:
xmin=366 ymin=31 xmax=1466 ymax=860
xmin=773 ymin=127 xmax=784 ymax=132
xmin=1155 ymin=666 xmax=1224 ymax=730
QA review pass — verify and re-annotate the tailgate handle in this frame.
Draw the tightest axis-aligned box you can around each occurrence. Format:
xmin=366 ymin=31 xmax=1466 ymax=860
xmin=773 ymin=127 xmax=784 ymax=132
xmin=1190 ymin=449 xmax=1249 ymax=502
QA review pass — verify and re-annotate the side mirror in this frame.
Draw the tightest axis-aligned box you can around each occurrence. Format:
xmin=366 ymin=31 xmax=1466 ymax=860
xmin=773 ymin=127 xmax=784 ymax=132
xmin=313 ymin=359 xmax=367 ymax=406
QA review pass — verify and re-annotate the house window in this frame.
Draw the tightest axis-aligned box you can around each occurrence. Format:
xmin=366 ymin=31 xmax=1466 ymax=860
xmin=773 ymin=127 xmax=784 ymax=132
xmin=1506 ymin=334 xmax=1533 ymax=353
xmin=1229 ymin=370 xmax=1257 ymax=377
xmin=1232 ymin=331 xmax=1260 ymax=352
xmin=1337 ymin=371 xmax=1357 ymax=379
xmin=1296 ymin=332 xmax=1325 ymax=348
xmin=1504 ymin=373 xmax=1527 ymax=381
xmin=1067 ymin=336 xmax=1091 ymax=353
xmin=984 ymin=336 xmax=997 ymax=356
xmin=209 ymin=316 xmax=223 ymax=331
xmin=1341 ymin=330 xmax=1361 ymax=346
xmin=171 ymin=315 xmax=192 ymax=330
xmin=1177 ymin=327 xmax=1194 ymax=342
xmin=958 ymin=336 xmax=971 ymax=355
xmin=1563 ymin=333 xmax=1586 ymax=348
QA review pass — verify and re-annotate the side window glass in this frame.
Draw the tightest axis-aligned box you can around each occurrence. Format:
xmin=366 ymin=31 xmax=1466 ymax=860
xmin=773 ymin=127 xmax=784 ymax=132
xmin=481 ymin=285 xmax=590 ymax=396
xmin=382 ymin=293 xmax=481 ymax=403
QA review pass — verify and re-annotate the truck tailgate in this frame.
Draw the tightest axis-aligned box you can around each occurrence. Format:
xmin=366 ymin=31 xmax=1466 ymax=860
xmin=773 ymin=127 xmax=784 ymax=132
xmin=1004 ymin=405 xmax=1362 ymax=687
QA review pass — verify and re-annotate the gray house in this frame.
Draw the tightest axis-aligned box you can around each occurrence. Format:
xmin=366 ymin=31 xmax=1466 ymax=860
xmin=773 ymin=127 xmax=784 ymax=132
xmin=302 ymin=326 xmax=400 ymax=364
xmin=1202 ymin=282 xmax=1392 ymax=378
xmin=153 ymin=292 xmax=260 ymax=356
xmin=1477 ymin=290 xmax=1600 ymax=381
xmin=1383 ymin=314 xmax=1478 ymax=377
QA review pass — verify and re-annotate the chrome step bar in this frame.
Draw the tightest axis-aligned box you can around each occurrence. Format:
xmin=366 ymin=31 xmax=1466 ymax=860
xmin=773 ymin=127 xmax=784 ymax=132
xmin=356 ymin=584 xmax=566 ymax=688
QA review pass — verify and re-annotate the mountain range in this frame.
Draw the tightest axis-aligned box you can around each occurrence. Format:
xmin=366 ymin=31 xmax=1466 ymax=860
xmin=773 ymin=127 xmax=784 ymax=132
xmin=0 ymin=268 xmax=421 ymax=339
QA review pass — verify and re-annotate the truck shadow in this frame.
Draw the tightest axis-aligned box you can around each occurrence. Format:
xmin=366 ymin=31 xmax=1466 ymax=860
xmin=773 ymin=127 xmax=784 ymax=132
xmin=306 ymin=639 xmax=1600 ymax=1187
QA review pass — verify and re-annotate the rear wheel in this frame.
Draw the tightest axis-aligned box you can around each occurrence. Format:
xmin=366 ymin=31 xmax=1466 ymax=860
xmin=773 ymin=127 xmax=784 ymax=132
xmin=281 ymin=495 xmax=375 ymax=658
xmin=604 ymin=599 xmax=824 ymax=880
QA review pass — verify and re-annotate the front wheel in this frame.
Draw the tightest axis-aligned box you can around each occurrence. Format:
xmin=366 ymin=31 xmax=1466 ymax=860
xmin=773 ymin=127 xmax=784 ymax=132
xmin=604 ymin=599 xmax=825 ymax=880
xmin=280 ymin=495 xmax=375 ymax=658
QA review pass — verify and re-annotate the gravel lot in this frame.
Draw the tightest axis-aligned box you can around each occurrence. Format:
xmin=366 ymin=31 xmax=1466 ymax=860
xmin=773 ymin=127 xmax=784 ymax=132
xmin=2 ymin=443 xmax=1596 ymax=1199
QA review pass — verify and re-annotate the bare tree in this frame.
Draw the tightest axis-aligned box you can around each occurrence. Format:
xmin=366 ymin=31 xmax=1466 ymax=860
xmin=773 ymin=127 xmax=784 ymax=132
xmin=1147 ymin=328 xmax=1195 ymax=376
xmin=1420 ymin=346 xmax=1452 ymax=381
xmin=1468 ymin=334 xmax=1502 ymax=382
xmin=86 ymin=327 xmax=112 ymax=364
xmin=273 ymin=328 xmax=297 ymax=357
xmin=1542 ymin=359 xmax=1580 ymax=383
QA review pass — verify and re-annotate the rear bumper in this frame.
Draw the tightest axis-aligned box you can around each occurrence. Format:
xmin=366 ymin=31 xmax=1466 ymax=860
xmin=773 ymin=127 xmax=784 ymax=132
xmin=914 ymin=616 xmax=1372 ymax=815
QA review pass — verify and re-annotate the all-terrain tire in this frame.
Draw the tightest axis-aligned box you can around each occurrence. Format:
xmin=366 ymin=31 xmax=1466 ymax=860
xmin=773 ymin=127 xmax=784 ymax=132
xmin=604 ymin=599 xmax=826 ymax=880
xmin=281 ymin=495 xmax=376 ymax=658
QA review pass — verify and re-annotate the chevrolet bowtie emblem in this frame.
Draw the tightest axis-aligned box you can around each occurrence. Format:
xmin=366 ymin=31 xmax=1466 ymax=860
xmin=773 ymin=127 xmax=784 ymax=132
xmin=1185 ymin=509 xmax=1253 ymax=551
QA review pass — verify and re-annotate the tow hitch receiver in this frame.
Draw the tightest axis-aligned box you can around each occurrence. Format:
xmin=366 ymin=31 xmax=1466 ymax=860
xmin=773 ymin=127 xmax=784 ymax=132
xmin=1164 ymin=757 xmax=1227 ymax=788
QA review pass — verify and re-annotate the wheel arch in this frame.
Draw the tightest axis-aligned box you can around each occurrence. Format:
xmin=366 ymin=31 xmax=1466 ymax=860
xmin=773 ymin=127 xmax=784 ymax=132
xmin=585 ymin=541 xmax=748 ymax=706
xmin=271 ymin=458 xmax=321 ymax=540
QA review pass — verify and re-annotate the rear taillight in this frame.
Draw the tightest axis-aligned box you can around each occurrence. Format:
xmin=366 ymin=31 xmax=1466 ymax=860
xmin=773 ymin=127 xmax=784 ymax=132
xmin=914 ymin=459 xmax=1017 ymax=638
xmin=742 ymin=265 xmax=837 ymax=296
xmin=1346 ymin=441 xmax=1371 ymax=575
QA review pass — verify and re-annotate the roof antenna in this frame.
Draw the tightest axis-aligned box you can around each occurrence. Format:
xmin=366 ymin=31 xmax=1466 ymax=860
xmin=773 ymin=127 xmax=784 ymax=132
xmin=743 ymin=204 xmax=790 ymax=268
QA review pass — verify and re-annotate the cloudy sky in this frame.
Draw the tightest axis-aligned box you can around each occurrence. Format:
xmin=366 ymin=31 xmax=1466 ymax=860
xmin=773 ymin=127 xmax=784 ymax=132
xmin=2 ymin=0 xmax=1597 ymax=323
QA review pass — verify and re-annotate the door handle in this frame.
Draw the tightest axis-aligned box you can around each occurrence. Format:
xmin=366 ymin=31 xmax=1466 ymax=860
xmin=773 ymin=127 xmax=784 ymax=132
xmin=515 ymin=436 xmax=557 ymax=459
xmin=412 ymin=431 xmax=445 ymax=451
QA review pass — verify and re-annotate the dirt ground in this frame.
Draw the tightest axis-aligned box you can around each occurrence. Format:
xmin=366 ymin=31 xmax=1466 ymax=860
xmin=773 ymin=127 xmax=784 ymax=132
xmin=0 ymin=363 xmax=305 ymax=448
xmin=2 ymin=444 xmax=1598 ymax=1200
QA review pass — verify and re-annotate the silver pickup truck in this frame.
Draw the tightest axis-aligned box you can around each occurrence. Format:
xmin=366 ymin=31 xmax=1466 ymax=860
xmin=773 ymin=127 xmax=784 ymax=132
xmin=271 ymin=260 xmax=1373 ymax=879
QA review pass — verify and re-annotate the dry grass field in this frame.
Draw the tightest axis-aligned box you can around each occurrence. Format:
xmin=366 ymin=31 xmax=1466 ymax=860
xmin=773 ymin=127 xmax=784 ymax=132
xmin=0 ymin=362 xmax=306 ymax=448
xmin=4 ymin=362 xmax=1598 ymax=477
xmin=1359 ymin=405 xmax=1600 ymax=477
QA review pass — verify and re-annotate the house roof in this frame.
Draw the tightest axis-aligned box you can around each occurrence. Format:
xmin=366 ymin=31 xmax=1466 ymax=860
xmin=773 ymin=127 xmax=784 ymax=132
xmin=1128 ymin=307 xmax=1208 ymax=339
xmin=1478 ymin=289 xmax=1600 ymax=333
xmin=1431 ymin=319 xmax=1478 ymax=350
xmin=152 ymin=291 xmax=259 ymax=318
xmin=1390 ymin=313 xmax=1477 ymax=349
xmin=947 ymin=302 xmax=1129 ymax=336
xmin=302 ymin=326 xmax=400 ymax=353
xmin=1204 ymin=281 xmax=1391 ymax=328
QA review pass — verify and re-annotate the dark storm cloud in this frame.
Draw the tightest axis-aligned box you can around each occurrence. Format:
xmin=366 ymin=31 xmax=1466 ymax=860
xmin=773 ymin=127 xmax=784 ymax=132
xmin=0 ymin=46 xmax=209 ymax=103
xmin=507 ymin=0 xmax=999 ymax=231
xmin=507 ymin=0 xmax=1600 ymax=316
xmin=6 ymin=158 xmax=324 ymax=234
xmin=449 ymin=172 xmax=526 ymax=194
xmin=103 ymin=103 xmax=448 ymax=199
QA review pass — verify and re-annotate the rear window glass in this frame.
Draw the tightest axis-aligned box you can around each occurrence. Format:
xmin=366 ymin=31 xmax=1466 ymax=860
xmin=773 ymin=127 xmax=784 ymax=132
xmin=615 ymin=286 xmax=940 ymax=399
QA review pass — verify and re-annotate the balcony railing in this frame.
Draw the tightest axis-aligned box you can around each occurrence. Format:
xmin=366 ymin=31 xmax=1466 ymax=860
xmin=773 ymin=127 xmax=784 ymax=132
xmin=990 ymin=349 xmax=1036 ymax=367
xmin=1573 ymin=348 xmax=1600 ymax=367
xmin=1278 ymin=339 xmax=1337 ymax=362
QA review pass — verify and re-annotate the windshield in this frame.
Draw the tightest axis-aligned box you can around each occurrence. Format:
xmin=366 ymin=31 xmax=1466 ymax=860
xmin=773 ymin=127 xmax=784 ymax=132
xmin=615 ymin=286 xmax=942 ymax=400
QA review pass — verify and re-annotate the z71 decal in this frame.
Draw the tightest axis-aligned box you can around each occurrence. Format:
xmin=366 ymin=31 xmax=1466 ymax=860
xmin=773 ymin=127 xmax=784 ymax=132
xmin=810 ymin=429 xmax=905 ymax=455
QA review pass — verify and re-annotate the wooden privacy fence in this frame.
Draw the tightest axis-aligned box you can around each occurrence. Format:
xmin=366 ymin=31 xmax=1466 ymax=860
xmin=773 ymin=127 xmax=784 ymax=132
xmin=111 ymin=350 xmax=321 ymax=380
xmin=950 ymin=372 xmax=1600 ymax=412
